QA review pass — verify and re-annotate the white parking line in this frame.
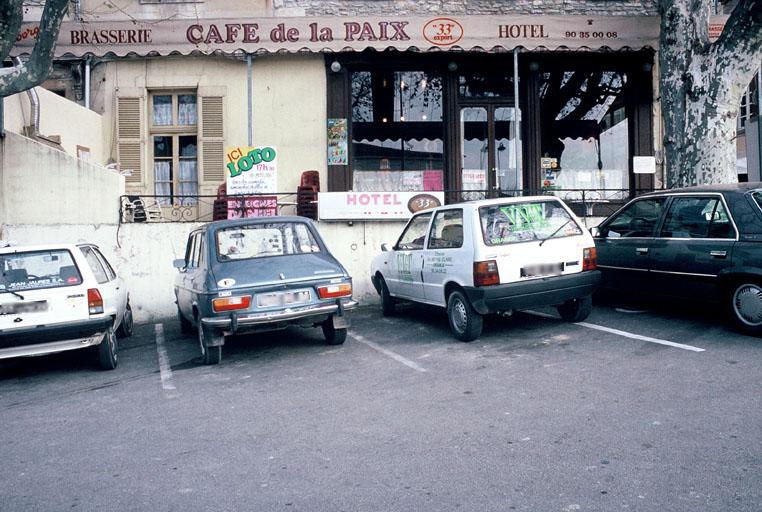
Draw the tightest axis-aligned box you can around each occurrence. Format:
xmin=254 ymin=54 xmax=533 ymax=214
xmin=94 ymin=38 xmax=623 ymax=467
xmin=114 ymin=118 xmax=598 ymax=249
xmin=154 ymin=323 xmax=177 ymax=391
xmin=524 ymin=311 xmax=705 ymax=353
xmin=349 ymin=332 xmax=427 ymax=373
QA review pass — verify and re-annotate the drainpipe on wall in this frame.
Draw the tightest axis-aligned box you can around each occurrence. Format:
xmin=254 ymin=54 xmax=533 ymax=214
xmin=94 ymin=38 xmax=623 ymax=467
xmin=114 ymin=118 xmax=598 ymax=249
xmin=0 ymin=98 xmax=5 ymax=139
xmin=247 ymin=53 xmax=254 ymax=146
xmin=84 ymin=57 xmax=91 ymax=110
xmin=13 ymin=57 xmax=40 ymax=138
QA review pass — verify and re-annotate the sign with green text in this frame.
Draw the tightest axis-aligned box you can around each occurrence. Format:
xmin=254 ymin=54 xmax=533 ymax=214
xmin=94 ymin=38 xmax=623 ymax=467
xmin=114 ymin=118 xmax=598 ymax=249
xmin=225 ymin=145 xmax=278 ymax=195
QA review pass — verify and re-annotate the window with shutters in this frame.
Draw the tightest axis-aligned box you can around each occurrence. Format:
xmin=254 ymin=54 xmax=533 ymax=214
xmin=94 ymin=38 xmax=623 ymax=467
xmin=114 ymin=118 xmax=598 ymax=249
xmin=149 ymin=92 xmax=198 ymax=205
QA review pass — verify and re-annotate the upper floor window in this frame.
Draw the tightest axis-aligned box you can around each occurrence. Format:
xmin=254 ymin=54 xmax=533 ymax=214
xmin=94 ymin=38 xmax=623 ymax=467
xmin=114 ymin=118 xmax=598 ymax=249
xmin=150 ymin=92 xmax=198 ymax=205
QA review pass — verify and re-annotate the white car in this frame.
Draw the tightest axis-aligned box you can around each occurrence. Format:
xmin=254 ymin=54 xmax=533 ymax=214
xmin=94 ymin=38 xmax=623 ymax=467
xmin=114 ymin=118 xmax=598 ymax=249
xmin=0 ymin=243 xmax=133 ymax=370
xmin=371 ymin=197 xmax=601 ymax=341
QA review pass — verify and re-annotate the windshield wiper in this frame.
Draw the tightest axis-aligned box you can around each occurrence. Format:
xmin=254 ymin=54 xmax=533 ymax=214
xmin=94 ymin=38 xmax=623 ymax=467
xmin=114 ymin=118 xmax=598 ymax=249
xmin=0 ymin=289 xmax=25 ymax=300
xmin=538 ymin=219 xmax=573 ymax=247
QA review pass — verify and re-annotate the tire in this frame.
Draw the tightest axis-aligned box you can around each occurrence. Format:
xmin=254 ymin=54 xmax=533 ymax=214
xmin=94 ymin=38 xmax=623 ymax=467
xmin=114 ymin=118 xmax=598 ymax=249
xmin=97 ymin=325 xmax=118 ymax=370
xmin=557 ymin=295 xmax=593 ymax=322
xmin=178 ymin=305 xmax=193 ymax=335
xmin=729 ymin=282 xmax=762 ymax=336
xmin=379 ymin=276 xmax=396 ymax=316
xmin=447 ymin=290 xmax=483 ymax=342
xmin=198 ymin=323 xmax=222 ymax=365
xmin=322 ymin=320 xmax=347 ymax=345
xmin=116 ymin=300 xmax=134 ymax=338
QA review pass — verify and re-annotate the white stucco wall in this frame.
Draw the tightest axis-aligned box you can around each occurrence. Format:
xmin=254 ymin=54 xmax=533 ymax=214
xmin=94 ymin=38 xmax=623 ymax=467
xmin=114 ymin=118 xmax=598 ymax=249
xmin=2 ymin=89 xmax=107 ymax=163
xmin=0 ymin=132 xmax=124 ymax=225
xmin=0 ymin=220 xmax=401 ymax=324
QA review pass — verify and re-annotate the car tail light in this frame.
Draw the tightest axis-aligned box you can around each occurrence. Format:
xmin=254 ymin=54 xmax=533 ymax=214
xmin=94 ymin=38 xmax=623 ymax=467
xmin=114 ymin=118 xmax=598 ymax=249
xmin=583 ymin=247 xmax=597 ymax=271
xmin=317 ymin=283 xmax=352 ymax=299
xmin=212 ymin=295 xmax=252 ymax=312
xmin=474 ymin=260 xmax=500 ymax=287
xmin=87 ymin=288 xmax=104 ymax=315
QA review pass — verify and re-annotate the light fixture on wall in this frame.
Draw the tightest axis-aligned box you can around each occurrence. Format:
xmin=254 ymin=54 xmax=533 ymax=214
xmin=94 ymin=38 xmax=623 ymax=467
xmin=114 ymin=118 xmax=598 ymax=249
xmin=528 ymin=61 xmax=540 ymax=72
xmin=330 ymin=61 xmax=342 ymax=73
xmin=447 ymin=61 xmax=458 ymax=72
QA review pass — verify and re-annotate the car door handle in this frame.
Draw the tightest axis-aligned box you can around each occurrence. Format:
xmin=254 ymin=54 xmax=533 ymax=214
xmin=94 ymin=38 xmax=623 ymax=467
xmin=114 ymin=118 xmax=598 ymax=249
xmin=710 ymin=250 xmax=727 ymax=259
xmin=635 ymin=247 xmax=649 ymax=255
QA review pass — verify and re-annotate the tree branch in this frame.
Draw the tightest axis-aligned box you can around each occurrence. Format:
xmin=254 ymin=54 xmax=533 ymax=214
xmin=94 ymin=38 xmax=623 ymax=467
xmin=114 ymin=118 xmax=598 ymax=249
xmin=0 ymin=0 xmax=24 ymax=63
xmin=710 ymin=0 xmax=762 ymax=83
xmin=0 ymin=0 xmax=70 ymax=97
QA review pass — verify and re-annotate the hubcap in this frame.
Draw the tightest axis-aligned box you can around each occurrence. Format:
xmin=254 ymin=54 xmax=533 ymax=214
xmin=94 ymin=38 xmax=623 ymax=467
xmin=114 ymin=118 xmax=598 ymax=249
xmin=451 ymin=297 xmax=468 ymax=333
xmin=733 ymin=284 xmax=762 ymax=326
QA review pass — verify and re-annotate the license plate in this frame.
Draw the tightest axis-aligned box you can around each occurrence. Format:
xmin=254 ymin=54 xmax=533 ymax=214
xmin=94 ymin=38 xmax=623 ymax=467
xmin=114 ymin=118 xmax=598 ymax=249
xmin=257 ymin=290 xmax=311 ymax=308
xmin=520 ymin=263 xmax=564 ymax=278
xmin=0 ymin=300 xmax=48 ymax=315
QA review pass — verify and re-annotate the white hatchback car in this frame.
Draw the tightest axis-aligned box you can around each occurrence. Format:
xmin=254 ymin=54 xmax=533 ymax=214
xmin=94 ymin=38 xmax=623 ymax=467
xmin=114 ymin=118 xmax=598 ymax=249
xmin=371 ymin=197 xmax=601 ymax=341
xmin=0 ymin=243 xmax=133 ymax=370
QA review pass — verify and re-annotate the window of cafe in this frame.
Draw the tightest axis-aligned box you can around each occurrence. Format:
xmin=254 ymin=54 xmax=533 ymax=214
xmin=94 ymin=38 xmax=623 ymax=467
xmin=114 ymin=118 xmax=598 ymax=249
xmin=350 ymin=69 xmax=445 ymax=192
xmin=329 ymin=51 xmax=653 ymax=203
xmin=537 ymin=69 xmax=632 ymax=202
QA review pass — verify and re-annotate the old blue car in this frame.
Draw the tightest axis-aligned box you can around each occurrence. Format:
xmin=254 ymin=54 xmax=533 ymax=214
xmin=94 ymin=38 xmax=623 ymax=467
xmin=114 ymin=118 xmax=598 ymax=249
xmin=174 ymin=217 xmax=357 ymax=364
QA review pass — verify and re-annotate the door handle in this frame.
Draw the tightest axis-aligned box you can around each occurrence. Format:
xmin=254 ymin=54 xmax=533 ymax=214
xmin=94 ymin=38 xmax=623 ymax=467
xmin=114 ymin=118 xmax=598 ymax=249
xmin=635 ymin=247 xmax=649 ymax=255
xmin=710 ymin=250 xmax=727 ymax=259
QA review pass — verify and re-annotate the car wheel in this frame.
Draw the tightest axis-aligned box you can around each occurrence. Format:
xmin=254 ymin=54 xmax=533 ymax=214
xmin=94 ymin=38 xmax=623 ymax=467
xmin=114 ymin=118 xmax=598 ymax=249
xmin=178 ymin=305 xmax=193 ymax=335
xmin=557 ymin=295 xmax=593 ymax=322
xmin=379 ymin=276 xmax=396 ymax=316
xmin=729 ymin=282 xmax=762 ymax=336
xmin=198 ymin=323 xmax=222 ymax=365
xmin=447 ymin=290 xmax=482 ymax=342
xmin=116 ymin=300 xmax=134 ymax=338
xmin=97 ymin=325 xmax=118 ymax=370
xmin=322 ymin=320 xmax=347 ymax=345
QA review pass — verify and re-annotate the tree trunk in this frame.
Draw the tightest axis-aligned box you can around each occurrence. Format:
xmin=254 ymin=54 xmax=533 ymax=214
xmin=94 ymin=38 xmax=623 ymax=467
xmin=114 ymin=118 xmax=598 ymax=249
xmin=659 ymin=0 xmax=762 ymax=188
xmin=0 ymin=0 xmax=70 ymax=98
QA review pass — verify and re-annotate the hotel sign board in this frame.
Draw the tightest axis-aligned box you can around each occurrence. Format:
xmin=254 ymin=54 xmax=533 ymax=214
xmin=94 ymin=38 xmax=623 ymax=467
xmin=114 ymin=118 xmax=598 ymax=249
xmin=11 ymin=15 xmax=671 ymax=57
xmin=319 ymin=191 xmax=444 ymax=221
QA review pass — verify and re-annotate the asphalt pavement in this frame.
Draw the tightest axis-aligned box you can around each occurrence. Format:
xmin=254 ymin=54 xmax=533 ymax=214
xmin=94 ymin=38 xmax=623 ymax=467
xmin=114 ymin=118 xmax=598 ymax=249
xmin=0 ymin=301 xmax=760 ymax=512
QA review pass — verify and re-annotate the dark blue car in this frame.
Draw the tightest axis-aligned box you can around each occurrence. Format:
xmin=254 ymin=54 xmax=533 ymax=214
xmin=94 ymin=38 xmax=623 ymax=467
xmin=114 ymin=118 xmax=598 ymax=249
xmin=593 ymin=183 xmax=762 ymax=336
xmin=174 ymin=217 xmax=357 ymax=364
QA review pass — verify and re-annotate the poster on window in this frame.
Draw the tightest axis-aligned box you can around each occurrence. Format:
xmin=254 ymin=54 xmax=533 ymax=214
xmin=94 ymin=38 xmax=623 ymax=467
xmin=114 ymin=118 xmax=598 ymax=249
xmin=327 ymin=119 xmax=348 ymax=165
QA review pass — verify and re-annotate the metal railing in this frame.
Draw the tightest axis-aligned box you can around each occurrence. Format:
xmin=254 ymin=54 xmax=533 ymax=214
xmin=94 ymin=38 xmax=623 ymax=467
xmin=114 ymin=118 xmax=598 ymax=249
xmin=119 ymin=188 xmax=657 ymax=224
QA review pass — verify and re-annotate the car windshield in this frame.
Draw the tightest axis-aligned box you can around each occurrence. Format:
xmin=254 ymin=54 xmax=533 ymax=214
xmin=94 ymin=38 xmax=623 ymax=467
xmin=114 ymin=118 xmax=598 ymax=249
xmin=0 ymin=249 xmax=83 ymax=292
xmin=216 ymin=222 xmax=321 ymax=260
xmin=479 ymin=200 xmax=583 ymax=245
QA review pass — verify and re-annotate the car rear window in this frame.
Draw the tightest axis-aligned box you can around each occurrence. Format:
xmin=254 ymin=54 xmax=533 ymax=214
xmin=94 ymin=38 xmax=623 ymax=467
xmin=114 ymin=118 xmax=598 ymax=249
xmin=0 ymin=250 xmax=83 ymax=291
xmin=480 ymin=200 xmax=583 ymax=245
xmin=216 ymin=222 xmax=321 ymax=260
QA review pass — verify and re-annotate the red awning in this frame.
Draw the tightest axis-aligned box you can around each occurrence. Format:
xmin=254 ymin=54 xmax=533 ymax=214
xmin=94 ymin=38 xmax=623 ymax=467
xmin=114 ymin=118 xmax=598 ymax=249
xmin=12 ymin=15 xmax=662 ymax=58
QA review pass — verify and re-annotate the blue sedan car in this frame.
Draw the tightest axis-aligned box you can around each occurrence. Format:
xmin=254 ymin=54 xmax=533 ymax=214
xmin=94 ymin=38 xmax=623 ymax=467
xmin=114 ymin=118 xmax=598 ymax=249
xmin=174 ymin=217 xmax=357 ymax=364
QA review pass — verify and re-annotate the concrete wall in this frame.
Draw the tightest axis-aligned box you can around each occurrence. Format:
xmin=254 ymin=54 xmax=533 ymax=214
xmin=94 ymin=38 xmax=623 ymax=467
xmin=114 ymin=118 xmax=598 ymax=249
xmin=0 ymin=220 xmax=400 ymax=324
xmin=0 ymin=132 xmax=124 ymax=225
xmin=2 ymin=88 xmax=107 ymax=164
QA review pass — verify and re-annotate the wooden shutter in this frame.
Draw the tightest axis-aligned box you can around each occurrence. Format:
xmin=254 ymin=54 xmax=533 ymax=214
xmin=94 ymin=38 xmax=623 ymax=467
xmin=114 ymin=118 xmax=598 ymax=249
xmin=199 ymin=96 xmax=225 ymax=184
xmin=116 ymin=97 xmax=143 ymax=185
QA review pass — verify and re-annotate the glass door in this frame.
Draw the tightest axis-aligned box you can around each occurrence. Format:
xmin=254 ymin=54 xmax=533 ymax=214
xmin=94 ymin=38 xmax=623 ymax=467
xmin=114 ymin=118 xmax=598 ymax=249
xmin=459 ymin=105 xmax=521 ymax=200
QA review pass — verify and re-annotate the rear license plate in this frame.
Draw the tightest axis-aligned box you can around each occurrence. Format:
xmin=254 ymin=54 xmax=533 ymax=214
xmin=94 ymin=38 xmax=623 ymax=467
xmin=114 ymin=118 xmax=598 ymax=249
xmin=257 ymin=290 xmax=311 ymax=308
xmin=0 ymin=300 xmax=48 ymax=315
xmin=520 ymin=263 xmax=564 ymax=278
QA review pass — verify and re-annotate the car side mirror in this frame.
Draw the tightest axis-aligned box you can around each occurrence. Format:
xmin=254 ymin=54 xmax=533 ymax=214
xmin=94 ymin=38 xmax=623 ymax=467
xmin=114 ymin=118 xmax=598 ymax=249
xmin=589 ymin=226 xmax=600 ymax=238
xmin=173 ymin=258 xmax=187 ymax=270
xmin=381 ymin=243 xmax=392 ymax=252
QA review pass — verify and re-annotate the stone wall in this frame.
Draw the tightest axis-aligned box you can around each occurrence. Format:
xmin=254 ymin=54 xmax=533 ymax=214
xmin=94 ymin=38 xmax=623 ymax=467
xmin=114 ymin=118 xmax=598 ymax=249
xmin=274 ymin=0 xmax=659 ymax=16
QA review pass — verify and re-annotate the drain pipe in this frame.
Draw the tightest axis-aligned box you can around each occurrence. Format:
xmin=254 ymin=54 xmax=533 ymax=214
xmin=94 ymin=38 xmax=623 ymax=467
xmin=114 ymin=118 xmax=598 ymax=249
xmin=84 ymin=57 xmax=91 ymax=110
xmin=13 ymin=57 xmax=40 ymax=137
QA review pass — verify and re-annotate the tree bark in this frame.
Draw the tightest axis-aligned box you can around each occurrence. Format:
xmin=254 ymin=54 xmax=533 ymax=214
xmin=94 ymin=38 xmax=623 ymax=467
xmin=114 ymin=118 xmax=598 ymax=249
xmin=659 ymin=0 xmax=762 ymax=188
xmin=0 ymin=0 xmax=70 ymax=97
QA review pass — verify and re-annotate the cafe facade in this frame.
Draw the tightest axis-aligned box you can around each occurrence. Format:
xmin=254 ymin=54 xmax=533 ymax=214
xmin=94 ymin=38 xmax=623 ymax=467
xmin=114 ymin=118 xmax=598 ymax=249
xmin=12 ymin=2 xmax=667 ymax=223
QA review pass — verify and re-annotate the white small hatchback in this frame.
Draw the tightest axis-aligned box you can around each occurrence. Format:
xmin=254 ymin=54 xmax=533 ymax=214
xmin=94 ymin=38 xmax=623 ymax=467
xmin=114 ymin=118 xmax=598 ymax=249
xmin=0 ymin=243 xmax=133 ymax=369
xmin=371 ymin=196 xmax=601 ymax=341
